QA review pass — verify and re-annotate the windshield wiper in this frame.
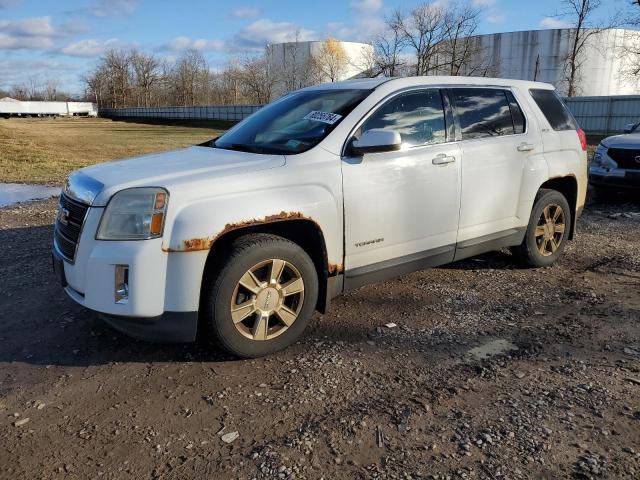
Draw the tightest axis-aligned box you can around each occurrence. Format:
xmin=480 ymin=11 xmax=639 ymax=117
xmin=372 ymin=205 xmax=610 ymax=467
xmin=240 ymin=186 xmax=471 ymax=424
xmin=215 ymin=142 xmax=264 ymax=154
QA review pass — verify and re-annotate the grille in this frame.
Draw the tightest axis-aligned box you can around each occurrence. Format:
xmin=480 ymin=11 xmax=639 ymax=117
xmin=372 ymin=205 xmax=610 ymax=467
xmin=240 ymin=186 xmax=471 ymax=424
xmin=54 ymin=193 xmax=89 ymax=262
xmin=607 ymin=148 xmax=640 ymax=170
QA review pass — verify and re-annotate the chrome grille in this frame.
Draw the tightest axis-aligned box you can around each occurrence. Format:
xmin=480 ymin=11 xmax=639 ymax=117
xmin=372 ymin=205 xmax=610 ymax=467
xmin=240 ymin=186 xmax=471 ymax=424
xmin=54 ymin=193 xmax=89 ymax=262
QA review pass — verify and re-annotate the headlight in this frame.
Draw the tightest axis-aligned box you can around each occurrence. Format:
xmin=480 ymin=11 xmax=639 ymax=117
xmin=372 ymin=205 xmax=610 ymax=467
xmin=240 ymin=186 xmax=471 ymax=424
xmin=97 ymin=187 xmax=168 ymax=240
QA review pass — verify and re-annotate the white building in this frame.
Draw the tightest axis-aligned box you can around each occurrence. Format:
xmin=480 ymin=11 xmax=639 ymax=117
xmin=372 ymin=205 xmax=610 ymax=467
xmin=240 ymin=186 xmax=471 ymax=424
xmin=464 ymin=28 xmax=640 ymax=96
xmin=266 ymin=40 xmax=374 ymax=97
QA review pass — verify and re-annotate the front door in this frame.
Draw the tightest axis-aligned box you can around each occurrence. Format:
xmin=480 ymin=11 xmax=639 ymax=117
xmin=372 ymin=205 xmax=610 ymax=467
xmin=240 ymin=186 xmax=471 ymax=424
xmin=341 ymin=89 xmax=462 ymax=289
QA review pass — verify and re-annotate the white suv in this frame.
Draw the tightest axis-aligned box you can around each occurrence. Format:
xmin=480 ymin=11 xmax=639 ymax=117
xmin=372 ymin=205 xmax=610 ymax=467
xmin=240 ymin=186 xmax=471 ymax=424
xmin=53 ymin=77 xmax=587 ymax=357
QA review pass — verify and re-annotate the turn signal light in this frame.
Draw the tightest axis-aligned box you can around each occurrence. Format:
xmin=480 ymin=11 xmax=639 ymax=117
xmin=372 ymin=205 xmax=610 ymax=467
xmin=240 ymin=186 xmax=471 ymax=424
xmin=150 ymin=213 xmax=164 ymax=235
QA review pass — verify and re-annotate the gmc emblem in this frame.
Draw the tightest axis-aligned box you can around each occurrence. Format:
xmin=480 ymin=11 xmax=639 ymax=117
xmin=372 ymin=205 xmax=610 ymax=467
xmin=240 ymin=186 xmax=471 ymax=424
xmin=57 ymin=207 xmax=70 ymax=226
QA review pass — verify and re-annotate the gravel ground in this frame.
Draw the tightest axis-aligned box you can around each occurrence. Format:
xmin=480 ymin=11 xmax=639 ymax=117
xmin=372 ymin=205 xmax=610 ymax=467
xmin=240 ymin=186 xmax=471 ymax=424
xmin=0 ymin=195 xmax=639 ymax=480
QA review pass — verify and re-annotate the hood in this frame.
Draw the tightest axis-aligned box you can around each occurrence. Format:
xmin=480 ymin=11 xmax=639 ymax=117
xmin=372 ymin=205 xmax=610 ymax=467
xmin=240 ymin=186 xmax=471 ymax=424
xmin=601 ymin=133 xmax=640 ymax=150
xmin=73 ymin=146 xmax=285 ymax=206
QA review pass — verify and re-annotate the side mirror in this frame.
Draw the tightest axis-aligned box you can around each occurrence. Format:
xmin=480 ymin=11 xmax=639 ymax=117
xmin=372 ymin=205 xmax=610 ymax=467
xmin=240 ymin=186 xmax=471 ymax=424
xmin=349 ymin=129 xmax=402 ymax=156
xmin=623 ymin=123 xmax=637 ymax=134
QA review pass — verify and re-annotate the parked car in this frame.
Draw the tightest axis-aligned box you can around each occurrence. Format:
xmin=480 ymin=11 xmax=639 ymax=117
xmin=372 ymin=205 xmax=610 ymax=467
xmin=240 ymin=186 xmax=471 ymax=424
xmin=52 ymin=77 xmax=587 ymax=357
xmin=589 ymin=122 xmax=640 ymax=196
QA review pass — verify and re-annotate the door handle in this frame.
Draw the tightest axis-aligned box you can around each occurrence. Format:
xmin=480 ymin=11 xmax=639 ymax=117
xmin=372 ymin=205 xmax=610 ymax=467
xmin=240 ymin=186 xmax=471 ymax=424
xmin=432 ymin=153 xmax=456 ymax=165
xmin=517 ymin=143 xmax=535 ymax=152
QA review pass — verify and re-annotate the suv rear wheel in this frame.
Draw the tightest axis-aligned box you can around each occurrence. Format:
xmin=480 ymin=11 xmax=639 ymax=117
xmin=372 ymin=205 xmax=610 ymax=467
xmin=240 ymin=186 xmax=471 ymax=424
xmin=511 ymin=189 xmax=571 ymax=268
xmin=202 ymin=233 xmax=318 ymax=358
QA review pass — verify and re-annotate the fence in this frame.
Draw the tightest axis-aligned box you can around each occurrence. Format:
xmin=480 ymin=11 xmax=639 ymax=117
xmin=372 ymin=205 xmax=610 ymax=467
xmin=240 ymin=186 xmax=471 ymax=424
xmin=564 ymin=95 xmax=640 ymax=136
xmin=99 ymin=105 xmax=262 ymax=123
xmin=100 ymin=95 xmax=640 ymax=135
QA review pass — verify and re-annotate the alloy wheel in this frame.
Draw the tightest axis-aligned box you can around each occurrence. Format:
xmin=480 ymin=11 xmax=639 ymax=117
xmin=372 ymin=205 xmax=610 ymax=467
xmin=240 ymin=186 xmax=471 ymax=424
xmin=534 ymin=203 xmax=566 ymax=257
xmin=230 ymin=259 xmax=305 ymax=341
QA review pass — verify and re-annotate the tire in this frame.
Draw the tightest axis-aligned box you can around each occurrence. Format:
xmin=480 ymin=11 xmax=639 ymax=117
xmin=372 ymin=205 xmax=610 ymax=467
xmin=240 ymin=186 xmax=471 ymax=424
xmin=201 ymin=233 xmax=319 ymax=358
xmin=511 ymin=189 xmax=572 ymax=268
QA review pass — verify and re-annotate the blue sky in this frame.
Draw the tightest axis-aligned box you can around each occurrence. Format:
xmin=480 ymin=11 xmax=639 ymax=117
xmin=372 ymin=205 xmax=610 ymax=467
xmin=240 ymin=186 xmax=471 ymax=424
xmin=0 ymin=0 xmax=625 ymax=94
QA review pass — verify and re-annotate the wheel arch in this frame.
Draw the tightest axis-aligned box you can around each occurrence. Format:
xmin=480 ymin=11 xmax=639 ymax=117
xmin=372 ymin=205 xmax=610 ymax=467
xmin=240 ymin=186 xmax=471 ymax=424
xmin=199 ymin=217 xmax=335 ymax=316
xmin=538 ymin=175 xmax=578 ymax=239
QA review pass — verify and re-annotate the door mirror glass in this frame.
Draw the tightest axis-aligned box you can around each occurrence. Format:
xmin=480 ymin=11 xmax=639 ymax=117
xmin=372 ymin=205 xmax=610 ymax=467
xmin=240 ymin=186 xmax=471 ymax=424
xmin=350 ymin=129 xmax=402 ymax=155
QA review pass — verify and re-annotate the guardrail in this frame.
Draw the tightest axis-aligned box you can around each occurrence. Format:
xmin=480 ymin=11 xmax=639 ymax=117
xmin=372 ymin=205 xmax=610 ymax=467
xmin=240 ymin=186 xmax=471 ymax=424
xmin=100 ymin=95 xmax=640 ymax=136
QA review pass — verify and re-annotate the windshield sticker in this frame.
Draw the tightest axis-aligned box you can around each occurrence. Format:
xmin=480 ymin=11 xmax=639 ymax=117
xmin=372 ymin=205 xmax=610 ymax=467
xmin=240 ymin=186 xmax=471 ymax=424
xmin=304 ymin=111 xmax=342 ymax=125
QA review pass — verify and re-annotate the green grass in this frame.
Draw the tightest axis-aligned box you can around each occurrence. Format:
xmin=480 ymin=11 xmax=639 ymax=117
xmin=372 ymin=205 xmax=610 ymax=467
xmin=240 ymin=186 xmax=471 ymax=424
xmin=0 ymin=118 xmax=228 ymax=185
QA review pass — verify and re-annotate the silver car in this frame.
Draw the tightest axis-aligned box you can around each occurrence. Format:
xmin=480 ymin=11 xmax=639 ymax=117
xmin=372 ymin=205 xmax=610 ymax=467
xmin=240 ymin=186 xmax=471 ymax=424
xmin=589 ymin=122 xmax=640 ymax=196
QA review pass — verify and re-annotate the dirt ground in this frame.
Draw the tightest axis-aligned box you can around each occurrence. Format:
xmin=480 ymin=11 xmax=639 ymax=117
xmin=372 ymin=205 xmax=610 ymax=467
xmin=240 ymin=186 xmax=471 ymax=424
xmin=0 ymin=193 xmax=639 ymax=480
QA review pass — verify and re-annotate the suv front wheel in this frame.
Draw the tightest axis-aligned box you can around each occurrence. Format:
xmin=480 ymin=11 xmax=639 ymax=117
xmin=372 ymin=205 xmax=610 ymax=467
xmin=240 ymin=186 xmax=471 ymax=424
xmin=202 ymin=233 xmax=319 ymax=358
xmin=511 ymin=189 xmax=571 ymax=268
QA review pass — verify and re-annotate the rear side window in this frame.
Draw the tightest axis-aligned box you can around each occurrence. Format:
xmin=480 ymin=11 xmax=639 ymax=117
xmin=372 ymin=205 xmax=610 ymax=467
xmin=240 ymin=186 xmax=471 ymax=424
xmin=451 ymin=88 xmax=516 ymax=140
xmin=529 ymin=89 xmax=578 ymax=131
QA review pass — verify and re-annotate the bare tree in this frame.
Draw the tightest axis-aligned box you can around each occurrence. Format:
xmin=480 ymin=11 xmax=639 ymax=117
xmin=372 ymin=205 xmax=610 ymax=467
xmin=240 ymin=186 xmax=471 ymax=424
xmin=554 ymin=0 xmax=603 ymax=96
xmin=239 ymin=55 xmax=276 ymax=104
xmin=130 ymin=50 xmax=159 ymax=107
xmin=373 ymin=10 xmax=406 ymax=76
xmin=397 ymin=3 xmax=449 ymax=76
xmin=440 ymin=2 xmax=482 ymax=76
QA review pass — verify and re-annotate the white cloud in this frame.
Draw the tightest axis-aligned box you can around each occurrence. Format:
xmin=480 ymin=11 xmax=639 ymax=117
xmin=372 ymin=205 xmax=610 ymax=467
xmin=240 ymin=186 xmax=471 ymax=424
xmin=231 ymin=6 xmax=259 ymax=19
xmin=487 ymin=13 xmax=505 ymax=23
xmin=0 ymin=33 xmax=53 ymax=49
xmin=0 ymin=0 xmax=21 ymax=8
xmin=233 ymin=19 xmax=315 ymax=50
xmin=163 ymin=36 xmax=225 ymax=52
xmin=61 ymin=38 xmax=123 ymax=57
xmin=0 ymin=58 xmax=77 ymax=86
xmin=0 ymin=17 xmax=60 ymax=50
xmin=540 ymin=17 xmax=572 ymax=29
xmin=350 ymin=0 xmax=383 ymax=14
xmin=86 ymin=0 xmax=137 ymax=17
xmin=0 ymin=16 xmax=56 ymax=36
xmin=472 ymin=0 xmax=496 ymax=6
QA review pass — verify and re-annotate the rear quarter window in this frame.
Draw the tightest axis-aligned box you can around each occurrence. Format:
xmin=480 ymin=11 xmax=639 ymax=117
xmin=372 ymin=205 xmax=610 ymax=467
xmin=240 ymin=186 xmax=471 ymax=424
xmin=529 ymin=89 xmax=578 ymax=131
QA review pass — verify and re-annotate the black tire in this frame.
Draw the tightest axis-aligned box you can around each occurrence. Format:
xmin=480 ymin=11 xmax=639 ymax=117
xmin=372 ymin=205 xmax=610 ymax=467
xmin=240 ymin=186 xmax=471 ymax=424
xmin=201 ymin=233 xmax=318 ymax=358
xmin=511 ymin=189 xmax=572 ymax=268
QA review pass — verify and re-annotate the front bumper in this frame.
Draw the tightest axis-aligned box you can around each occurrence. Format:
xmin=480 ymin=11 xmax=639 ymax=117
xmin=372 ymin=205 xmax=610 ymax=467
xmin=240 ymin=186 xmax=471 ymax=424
xmin=589 ymin=167 xmax=640 ymax=190
xmin=53 ymin=247 xmax=198 ymax=342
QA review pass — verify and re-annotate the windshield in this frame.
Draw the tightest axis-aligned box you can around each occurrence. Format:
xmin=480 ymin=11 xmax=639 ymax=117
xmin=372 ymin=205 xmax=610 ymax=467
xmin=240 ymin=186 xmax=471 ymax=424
xmin=213 ymin=89 xmax=372 ymax=155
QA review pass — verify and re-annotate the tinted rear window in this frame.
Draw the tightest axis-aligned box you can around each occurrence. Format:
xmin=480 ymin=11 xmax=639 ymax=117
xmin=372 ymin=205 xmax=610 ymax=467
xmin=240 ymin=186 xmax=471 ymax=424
xmin=451 ymin=88 xmax=516 ymax=140
xmin=529 ymin=89 xmax=578 ymax=131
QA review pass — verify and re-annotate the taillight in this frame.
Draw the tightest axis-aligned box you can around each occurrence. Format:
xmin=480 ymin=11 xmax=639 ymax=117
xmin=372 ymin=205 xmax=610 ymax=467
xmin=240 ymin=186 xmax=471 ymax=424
xmin=577 ymin=128 xmax=587 ymax=151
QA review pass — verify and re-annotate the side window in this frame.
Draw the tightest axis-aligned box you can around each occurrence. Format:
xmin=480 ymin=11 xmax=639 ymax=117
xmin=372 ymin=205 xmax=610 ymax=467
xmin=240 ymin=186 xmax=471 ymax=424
xmin=361 ymin=89 xmax=447 ymax=147
xmin=451 ymin=88 xmax=515 ymax=140
xmin=529 ymin=88 xmax=578 ymax=131
xmin=505 ymin=91 xmax=525 ymax=134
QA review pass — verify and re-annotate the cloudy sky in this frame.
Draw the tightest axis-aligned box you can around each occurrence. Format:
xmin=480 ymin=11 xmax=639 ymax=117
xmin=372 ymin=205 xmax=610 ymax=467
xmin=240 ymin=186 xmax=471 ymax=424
xmin=0 ymin=0 xmax=618 ymax=94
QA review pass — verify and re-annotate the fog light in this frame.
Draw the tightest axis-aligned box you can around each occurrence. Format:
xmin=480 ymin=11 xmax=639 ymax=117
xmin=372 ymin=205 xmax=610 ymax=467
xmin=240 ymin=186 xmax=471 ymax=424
xmin=115 ymin=265 xmax=129 ymax=304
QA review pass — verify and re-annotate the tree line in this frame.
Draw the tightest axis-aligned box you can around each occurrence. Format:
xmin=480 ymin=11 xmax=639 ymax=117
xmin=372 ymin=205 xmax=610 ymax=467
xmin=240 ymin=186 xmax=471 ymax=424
xmin=2 ymin=0 xmax=639 ymax=106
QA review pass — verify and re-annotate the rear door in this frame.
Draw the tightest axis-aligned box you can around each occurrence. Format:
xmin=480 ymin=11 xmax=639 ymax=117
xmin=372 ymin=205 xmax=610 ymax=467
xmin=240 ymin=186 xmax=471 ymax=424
xmin=449 ymin=87 xmax=540 ymax=255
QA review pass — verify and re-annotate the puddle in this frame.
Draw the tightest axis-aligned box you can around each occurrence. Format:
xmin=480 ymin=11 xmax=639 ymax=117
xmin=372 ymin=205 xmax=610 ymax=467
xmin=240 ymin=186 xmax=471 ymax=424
xmin=465 ymin=339 xmax=518 ymax=362
xmin=0 ymin=183 xmax=59 ymax=207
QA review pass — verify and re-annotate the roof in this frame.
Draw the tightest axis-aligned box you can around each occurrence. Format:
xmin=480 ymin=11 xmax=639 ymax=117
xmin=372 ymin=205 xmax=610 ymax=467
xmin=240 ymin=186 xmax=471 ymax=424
xmin=307 ymin=76 xmax=555 ymax=92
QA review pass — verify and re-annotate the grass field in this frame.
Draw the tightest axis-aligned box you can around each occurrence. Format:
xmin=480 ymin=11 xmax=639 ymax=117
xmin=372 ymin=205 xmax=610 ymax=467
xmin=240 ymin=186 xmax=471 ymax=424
xmin=0 ymin=118 xmax=228 ymax=185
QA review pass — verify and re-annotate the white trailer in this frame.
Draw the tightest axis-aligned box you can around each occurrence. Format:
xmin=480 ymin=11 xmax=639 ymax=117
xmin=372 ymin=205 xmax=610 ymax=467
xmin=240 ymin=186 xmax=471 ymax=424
xmin=0 ymin=100 xmax=98 ymax=118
